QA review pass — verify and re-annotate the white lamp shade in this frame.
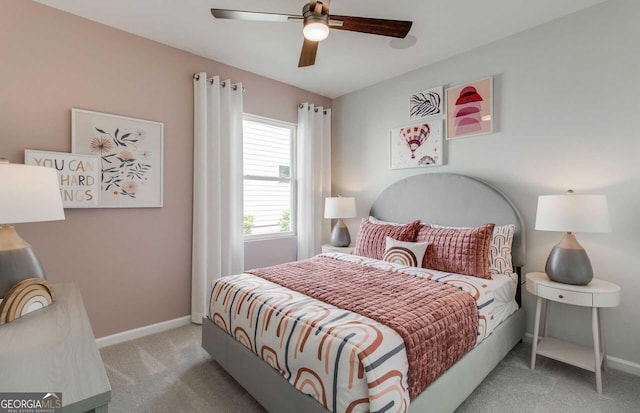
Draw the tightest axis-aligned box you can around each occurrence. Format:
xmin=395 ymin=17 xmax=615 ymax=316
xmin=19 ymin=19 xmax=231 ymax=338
xmin=535 ymin=194 xmax=610 ymax=233
xmin=0 ymin=164 xmax=65 ymax=224
xmin=324 ymin=197 xmax=356 ymax=219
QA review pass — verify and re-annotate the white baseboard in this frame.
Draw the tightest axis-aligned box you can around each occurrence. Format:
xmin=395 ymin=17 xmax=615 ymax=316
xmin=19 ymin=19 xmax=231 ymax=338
xmin=606 ymin=355 xmax=640 ymax=376
xmin=96 ymin=315 xmax=192 ymax=349
xmin=523 ymin=333 xmax=640 ymax=377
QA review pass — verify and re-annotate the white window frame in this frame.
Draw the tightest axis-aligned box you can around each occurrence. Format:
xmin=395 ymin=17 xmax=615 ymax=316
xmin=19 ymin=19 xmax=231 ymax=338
xmin=243 ymin=113 xmax=297 ymax=241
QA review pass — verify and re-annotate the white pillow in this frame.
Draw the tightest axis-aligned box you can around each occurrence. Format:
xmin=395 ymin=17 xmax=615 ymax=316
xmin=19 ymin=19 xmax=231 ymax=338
xmin=369 ymin=216 xmax=427 ymax=226
xmin=382 ymin=236 xmax=428 ymax=268
xmin=368 ymin=216 xmax=404 ymax=226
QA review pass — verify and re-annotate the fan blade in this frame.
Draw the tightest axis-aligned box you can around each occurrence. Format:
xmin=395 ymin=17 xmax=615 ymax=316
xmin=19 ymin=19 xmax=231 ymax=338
xmin=298 ymin=39 xmax=319 ymax=67
xmin=211 ymin=9 xmax=301 ymax=22
xmin=329 ymin=15 xmax=412 ymax=38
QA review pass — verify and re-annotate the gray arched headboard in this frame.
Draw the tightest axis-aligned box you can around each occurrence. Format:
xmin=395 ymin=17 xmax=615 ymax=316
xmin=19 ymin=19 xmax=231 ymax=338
xmin=369 ymin=173 xmax=526 ymax=269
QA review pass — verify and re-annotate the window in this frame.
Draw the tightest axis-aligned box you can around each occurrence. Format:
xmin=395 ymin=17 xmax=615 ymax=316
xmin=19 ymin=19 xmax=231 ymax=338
xmin=243 ymin=115 xmax=296 ymax=238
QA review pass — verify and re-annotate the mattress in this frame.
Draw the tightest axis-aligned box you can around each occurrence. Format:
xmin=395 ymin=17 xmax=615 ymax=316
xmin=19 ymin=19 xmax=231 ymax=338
xmin=208 ymin=252 xmax=518 ymax=413
xmin=491 ymin=272 xmax=519 ymax=328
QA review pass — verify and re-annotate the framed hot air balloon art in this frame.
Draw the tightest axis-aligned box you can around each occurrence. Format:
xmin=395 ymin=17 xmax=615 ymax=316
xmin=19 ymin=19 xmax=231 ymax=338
xmin=390 ymin=120 xmax=443 ymax=169
xmin=445 ymin=77 xmax=493 ymax=139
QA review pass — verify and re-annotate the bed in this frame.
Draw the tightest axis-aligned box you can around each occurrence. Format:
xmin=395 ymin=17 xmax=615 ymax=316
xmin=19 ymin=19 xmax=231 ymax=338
xmin=202 ymin=173 xmax=526 ymax=413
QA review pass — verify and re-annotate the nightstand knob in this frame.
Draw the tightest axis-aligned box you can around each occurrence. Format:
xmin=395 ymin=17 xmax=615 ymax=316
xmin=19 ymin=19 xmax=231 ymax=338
xmin=558 ymin=294 xmax=564 ymax=299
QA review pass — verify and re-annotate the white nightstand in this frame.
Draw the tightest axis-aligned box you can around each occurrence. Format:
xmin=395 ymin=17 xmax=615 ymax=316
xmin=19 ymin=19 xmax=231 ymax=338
xmin=526 ymin=272 xmax=621 ymax=394
xmin=321 ymin=244 xmax=355 ymax=254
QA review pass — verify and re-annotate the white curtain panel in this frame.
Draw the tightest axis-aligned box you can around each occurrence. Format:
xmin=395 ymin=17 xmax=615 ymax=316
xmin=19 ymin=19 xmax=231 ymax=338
xmin=297 ymin=103 xmax=331 ymax=259
xmin=191 ymin=73 xmax=244 ymax=324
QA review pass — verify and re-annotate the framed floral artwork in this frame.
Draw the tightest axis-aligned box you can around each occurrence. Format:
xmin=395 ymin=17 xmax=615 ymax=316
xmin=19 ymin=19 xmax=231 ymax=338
xmin=446 ymin=77 xmax=493 ymax=139
xmin=71 ymin=108 xmax=164 ymax=208
xmin=25 ymin=150 xmax=100 ymax=208
xmin=390 ymin=119 xmax=443 ymax=169
xmin=409 ymin=86 xmax=443 ymax=120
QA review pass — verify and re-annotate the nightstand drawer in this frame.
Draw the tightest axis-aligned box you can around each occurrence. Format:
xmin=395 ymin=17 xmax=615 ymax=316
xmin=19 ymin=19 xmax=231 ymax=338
xmin=537 ymin=284 xmax=592 ymax=306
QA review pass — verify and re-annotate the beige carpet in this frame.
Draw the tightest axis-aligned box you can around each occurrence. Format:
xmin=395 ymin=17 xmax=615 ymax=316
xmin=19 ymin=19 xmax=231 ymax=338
xmin=100 ymin=324 xmax=640 ymax=412
xmin=100 ymin=324 xmax=265 ymax=413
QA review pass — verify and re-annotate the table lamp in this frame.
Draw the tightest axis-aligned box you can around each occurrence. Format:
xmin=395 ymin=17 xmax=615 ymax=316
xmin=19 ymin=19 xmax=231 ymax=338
xmin=0 ymin=163 xmax=65 ymax=298
xmin=535 ymin=190 xmax=610 ymax=285
xmin=324 ymin=196 xmax=356 ymax=247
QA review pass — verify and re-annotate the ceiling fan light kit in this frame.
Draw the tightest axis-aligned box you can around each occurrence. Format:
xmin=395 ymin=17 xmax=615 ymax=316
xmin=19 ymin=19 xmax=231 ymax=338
xmin=303 ymin=21 xmax=329 ymax=41
xmin=211 ymin=1 xmax=413 ymax=67
xmin=302 ymin=2 xmax=330 ymax=41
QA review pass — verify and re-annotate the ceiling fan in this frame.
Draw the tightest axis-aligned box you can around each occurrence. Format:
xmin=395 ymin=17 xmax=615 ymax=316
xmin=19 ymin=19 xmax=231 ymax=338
xmin=211 ymin=0 xmax=413 ymax=67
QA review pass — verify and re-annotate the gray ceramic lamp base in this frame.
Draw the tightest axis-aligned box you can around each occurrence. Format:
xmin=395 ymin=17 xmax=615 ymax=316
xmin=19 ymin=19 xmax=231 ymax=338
xmin=545 ymin=233 xmax=593 ymax=285
xmin=0 ymin=225 xmax=47 ymax=298
xmin=330 ymin=219 xmax=351 ymax=247
xmin=0 ymin=247 xmax=47 ymax=298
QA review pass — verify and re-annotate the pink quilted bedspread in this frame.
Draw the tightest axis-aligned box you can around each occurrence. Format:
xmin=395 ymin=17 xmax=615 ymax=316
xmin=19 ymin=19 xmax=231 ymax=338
xmin=247 ymin=255 xmax=479 ymax=398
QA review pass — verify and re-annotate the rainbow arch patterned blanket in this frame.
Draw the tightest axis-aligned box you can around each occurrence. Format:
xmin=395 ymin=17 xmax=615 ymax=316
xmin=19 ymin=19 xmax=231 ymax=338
xmin=209 ymin=253 xmax=499 ymax=413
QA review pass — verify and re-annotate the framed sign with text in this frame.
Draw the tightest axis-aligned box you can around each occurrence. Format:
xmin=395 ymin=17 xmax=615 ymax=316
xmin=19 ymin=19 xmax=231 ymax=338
xmin=25 ymin=150 xmax=100 ymax=208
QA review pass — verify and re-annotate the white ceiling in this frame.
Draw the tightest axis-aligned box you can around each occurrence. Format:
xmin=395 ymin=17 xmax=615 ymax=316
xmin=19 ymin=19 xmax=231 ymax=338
xmin=34 ymin=0 xmax=606 ymax=98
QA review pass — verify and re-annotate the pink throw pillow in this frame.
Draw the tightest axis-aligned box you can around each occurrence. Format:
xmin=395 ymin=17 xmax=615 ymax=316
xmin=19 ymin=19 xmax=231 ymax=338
xmin=432 ymin=224 xmax=516 ymax=276
xmin=416 ymin=224 xmax=495 ymax=279
xmin=353 ymin=219 xmax=421 ymax=260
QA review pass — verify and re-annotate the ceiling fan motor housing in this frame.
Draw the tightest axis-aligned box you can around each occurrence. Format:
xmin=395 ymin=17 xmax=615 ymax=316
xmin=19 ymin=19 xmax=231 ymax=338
xmin=303 ymin=3 xmax=329 ymax=24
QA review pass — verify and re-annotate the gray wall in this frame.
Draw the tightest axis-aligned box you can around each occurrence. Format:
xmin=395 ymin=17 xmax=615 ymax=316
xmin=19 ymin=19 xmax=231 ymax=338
xmin=332 ymin=0 xmax=640 ymax=368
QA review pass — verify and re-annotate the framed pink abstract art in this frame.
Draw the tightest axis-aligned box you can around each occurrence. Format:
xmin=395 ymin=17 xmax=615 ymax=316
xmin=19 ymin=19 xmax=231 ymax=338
xmin=446 ymin=77 xmax=493 ymax=139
